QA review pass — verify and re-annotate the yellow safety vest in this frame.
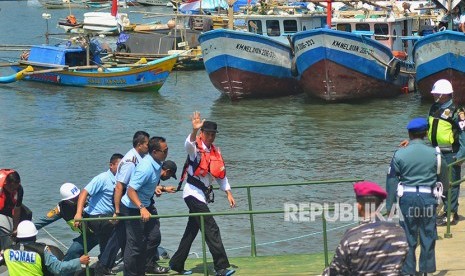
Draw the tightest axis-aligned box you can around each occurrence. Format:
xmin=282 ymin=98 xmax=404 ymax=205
xmin=4 ymin=247 xmax=44 ymax=276
xmin=428 ymin=116 xmax=455 ymax=147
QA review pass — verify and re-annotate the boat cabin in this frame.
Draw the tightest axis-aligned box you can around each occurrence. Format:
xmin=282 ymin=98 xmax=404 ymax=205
xmin=332 ymin=2 xmax=439 ymax=61
xmin=236 ymin=14 xmax=326 ymax=43
xmin=24 ymin=43 xmax=103 ymax=67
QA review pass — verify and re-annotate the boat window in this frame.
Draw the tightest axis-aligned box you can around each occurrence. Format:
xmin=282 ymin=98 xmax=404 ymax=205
xmin=337 ymin=23 xmax=351 ymax=32
xmin=374 ymin=23 xmax=389 ymax=40
xmin=283 ymin=20 xmax=298 ymax=33
xmin=355 ymin=23 xmax=370 ymax=31
xmin=248 ymin=20 xmax=263 ymax=35
xmin=266 ymin=20 xmax=281 ymax=36
xmin=65 ymin=52 xmax=87 ymax=67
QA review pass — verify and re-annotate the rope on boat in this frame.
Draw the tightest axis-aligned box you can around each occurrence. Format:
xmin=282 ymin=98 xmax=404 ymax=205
xmin=41 ymin=226 xmax=70 ymax=250
xmin=225 ymin=221 xmax=359 ymax=251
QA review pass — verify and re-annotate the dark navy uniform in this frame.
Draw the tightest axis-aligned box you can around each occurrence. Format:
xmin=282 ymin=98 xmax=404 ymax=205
xmin=386 ymin=118 xmax=448 ymax=275
xmin=323 ymin=181 xmax=408 ymax=276
xmin=428 ymin=99 xmax=465 ymax=220
xmin=323 ymin=219 xmax=408 ymax=275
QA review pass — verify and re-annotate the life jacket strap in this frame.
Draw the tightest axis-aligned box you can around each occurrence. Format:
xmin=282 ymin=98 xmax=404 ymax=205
xmin=186 ymin=175 xmax=214 ymax=203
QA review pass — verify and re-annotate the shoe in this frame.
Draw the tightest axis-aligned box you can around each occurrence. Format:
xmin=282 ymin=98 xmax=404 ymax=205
xmin=145 ymin=265 xmax=170 ymax=274
xmin=452 ymin=212 xmax=460 ymax=224
xmin=437 ymin=216 xmax=448 ymax=226
xmin=215 ymin=268 xmax=235 ymax=276
xmin=94 ymin=264 xmax=116 ymax=276
xmin=169 ymin=265 xmax=193 ymax=275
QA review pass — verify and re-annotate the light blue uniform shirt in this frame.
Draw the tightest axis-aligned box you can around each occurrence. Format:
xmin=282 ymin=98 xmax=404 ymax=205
xmin=121 ymin=155 xmax=161 ymax=209
xmin=84 ymin=169 xmax=116 ymax=215
xmin=116 ymin=148 xmax=143 ymax=186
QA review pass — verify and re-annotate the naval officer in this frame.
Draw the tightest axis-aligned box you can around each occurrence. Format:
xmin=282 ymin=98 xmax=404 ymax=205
xmin=387 ymin=117 xmax=448 ymax=275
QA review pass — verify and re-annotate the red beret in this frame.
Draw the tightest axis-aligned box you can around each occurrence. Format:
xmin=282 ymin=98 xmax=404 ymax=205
xmin=353 ymin=181 xmax=387 ymax=200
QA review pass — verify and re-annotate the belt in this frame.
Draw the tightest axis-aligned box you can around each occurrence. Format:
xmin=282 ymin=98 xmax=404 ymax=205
xmin=403 ymin=186 xmax=432 ymax=193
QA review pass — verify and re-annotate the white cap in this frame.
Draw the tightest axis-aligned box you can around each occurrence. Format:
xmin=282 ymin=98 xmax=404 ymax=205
xmin=59 ymin=183 xmax=80 ymax=201
xmin=431 ymin=79 xmax=453 ymax=95
xmin=17 ymin=220 xmax=38 ymax=238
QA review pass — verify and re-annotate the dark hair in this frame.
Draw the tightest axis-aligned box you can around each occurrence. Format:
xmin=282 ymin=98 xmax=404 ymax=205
xmin=149 ymin=136 xmax=166 ymax=153
xmin=110 ymin=153 xmax=124 ymax=164
xmin=133 ymin=131 xmax=150 ymax=148
xmin=356 ymin=196 xmax=382 ymax=209
xmin=6 ymin=171 xmax=20 ymax=185
xmin=409 ymin=130 xmax=427 ymax=139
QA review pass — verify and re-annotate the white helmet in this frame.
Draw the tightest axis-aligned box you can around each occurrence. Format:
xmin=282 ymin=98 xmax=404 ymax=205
xmin=17 ymin=220 xmax=38 ymax=238
xmin=60 ymin=183 xmax=80 ymax=201
xmin=431 ymin=79 xmax=453 ymax=94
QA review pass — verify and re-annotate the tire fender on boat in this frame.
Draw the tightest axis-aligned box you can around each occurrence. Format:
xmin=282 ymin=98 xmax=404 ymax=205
xmin=388 ymin=59 xmax=400 ymax=80
xmin=116 ymin=44 xmax=131 ymax=53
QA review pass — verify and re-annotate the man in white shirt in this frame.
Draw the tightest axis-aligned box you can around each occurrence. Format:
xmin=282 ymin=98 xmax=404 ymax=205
xmin=169 ymin=111 xmax=236 ymax=276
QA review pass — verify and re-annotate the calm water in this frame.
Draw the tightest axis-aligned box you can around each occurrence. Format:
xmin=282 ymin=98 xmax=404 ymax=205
xmin=0 ymin=0 xmax=431 ymax=259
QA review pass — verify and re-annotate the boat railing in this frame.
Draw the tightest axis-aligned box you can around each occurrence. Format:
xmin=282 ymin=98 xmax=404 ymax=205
xmin=444 ymin=157 xmax=465 ymax=238
xmin=76 ymin=178 xmax=363 ymax=276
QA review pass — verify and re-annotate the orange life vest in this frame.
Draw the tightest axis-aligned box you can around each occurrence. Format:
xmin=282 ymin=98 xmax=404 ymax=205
xmin=193 ymin=137 xmax=226 ymax=179
xmin=0 ymin=169 xmax=18 ymax=211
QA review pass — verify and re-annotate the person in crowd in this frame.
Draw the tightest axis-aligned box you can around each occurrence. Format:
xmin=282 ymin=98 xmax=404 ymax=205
xmin=121 ymin=136 xmax=175 ymax=275
xmin=169 ymin=111 xmax=236 ymax=276
xmin=427 ymin=79 xmax=465 ymax=226
xmin=322 ymin=181 xmax=408 ymax=275
xmin=67 ymin=153 xmax=123 ymax=275
xmin=442 ymin=5 xmax=462 ymax=31
xmin=0 ymin=169 xmax=25 ymax=250
xmin=96 ymin=131 xmax=150 ymax=275
xmin=387 ymin=118 xmax=448 ymax=275
xmin=0 ymin=220 xmax=90 ymax=276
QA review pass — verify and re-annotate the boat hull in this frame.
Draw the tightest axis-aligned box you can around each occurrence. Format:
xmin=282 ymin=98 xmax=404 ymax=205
xmin=12 ymin=56 xmax=177 ymax=92
xmin=292 ymin=28 xmax=407 ymax=101
xmin=413 ymin=30 xmax=465 ymax=105
xmin=199 ymin=29 xmax=299 ymax=100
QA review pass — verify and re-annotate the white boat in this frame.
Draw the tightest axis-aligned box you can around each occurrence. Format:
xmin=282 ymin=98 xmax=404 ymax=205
xmin=136 ymin=0 xmax=169 ymax=6
xmin=83 ymin=12 xmax=130 ymax=33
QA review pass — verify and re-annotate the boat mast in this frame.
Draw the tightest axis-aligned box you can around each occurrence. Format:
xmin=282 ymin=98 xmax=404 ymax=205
xmin=326 ymin=0 xmax=332 ymax=28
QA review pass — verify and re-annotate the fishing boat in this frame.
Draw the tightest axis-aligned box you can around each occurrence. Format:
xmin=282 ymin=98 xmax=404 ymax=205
xmin=198 ymin=12 xmax=326 ymax=100
xmin=0 ymin=66 xmax=33 ymax=84
xmin=137 ymin=0 xmax=170 ymax=6
xmin=291 ymin=1 xmax=426 ymax=101
xmin=10 ymin=43 xmax=178 ymax=91
xmin=413 ymin=30 xmax=465 ymax=104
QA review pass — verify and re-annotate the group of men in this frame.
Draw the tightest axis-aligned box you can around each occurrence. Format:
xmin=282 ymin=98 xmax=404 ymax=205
xmin=325 ymin=79 xmax=464 ymax=275
xmin=0 ymin=111 xmax=236 ymax=276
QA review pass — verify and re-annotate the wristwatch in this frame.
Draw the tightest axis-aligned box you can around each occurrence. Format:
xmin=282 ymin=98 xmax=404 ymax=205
xmin=138 ymin=204 xmax=145 ymax=209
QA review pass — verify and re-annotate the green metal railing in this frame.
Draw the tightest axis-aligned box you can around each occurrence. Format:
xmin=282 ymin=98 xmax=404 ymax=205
xmin=77 ymin=178 xmax=362 ymax=276
xmin=444 ymin=157 xmax=465 ymax=238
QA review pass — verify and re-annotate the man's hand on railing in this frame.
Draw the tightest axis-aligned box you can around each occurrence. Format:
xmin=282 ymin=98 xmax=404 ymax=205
xmin=140 ymin=208 xmax=150 ymax=222
xmin=73 ymin=214 xmax=82 ymax=228
xmin=79 ymin=254 xmax=90 ymax=265
xmin=110 ymin=213 xmax=120 ymax=225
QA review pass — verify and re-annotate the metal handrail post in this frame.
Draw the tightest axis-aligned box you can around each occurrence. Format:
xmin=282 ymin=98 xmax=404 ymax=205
xmin=81 ymin=221 xmax=90 ymax=276
xmin=322 ymin=213 xmax=329 ymax=267
xmin=443 ymin=157 xmax=465 ymax=238
xmin=247 ymin=186 xmax=257 ymax=257
xmin=200 ymin=215 xmax=208 ymax=276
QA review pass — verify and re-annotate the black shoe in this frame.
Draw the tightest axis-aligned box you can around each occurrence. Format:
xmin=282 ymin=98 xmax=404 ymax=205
xmin=146 ymin=265 xmax=170 ymax=274
xmin=94 ymin=264 xmax=116 ymax=276
xmin=437 ymin=216 xmax=448 ymax=226
xmin=215 ymin=268 xmax=235 ymax=276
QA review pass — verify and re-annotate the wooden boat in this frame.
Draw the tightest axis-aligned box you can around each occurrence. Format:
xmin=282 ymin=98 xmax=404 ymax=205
xmin=198 ymin=13 xmax=326 ymax=100
xmin=83 ymin=12 xmax=130 ymax=34
xmin=413 ymin=26 xmax=465 ymax=104
xmin=0 ymin=66 xmax=33 ymax=84
xmin=291 ymin=2 xmax=424 ymax=101
xmin=199 ymin=29 xmax=298 ymax=100
xmin=10 ymin=44 xmax=178 ymax=91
